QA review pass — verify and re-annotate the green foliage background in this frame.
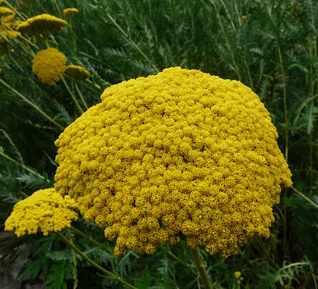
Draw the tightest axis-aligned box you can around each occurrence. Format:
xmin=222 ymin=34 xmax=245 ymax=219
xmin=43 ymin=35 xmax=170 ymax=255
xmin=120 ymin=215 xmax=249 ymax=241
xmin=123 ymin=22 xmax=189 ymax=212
xmin=1 ymin=0 xmax=318 ymax=288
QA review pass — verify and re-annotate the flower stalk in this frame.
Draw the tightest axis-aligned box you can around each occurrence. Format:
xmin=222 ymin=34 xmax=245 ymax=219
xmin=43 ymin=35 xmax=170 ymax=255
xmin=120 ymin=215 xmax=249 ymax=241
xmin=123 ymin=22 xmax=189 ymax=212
xmin=60 ymin=75 xmax=84 ymax=114
xmin=191 ymin=247 xmax=213 ymax=289
xmin=55 ymin=232 xmax=138 ymax=289
xmin=0 ymin=78 xmax=64 ymax=130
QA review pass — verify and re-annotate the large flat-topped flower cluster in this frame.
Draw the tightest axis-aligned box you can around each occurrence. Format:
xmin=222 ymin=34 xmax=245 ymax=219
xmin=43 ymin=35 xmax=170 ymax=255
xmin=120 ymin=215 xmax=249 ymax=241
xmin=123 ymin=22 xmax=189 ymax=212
xmin=54 ymin=67 xmax=292 ymax=258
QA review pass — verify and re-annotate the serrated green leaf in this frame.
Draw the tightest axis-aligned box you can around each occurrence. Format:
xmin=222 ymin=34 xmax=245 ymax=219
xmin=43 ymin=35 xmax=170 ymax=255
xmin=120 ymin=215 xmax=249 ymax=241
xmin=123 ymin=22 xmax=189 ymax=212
xmin=46 ymin=250 xmax=75 ymax=262
xmin=134 ymin=267 xmax=151 ymax=289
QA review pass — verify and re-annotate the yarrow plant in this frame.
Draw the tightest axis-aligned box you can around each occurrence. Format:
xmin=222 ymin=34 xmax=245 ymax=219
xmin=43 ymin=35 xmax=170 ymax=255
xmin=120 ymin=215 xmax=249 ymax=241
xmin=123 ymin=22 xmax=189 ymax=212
xmin=54 ymin=67 xmax=292 ymax=261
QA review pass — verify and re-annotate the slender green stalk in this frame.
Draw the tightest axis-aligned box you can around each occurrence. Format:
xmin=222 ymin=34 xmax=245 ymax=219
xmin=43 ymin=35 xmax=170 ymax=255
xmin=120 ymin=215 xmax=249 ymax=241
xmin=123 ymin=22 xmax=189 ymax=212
xmin=52 ymin=0 xmax=63 ymax=18
xmin=55 ymin=232 xmax=138 ymax=289
xmin=60 ymin=75 xmax=84 ymax=114
xmin=209 ymin=0 xmax=241 ymax=80
xmin=82 ymin=81 xmax=102 ymax=95
xmin=292 ymin=187 xmax=318 ymax=211
xmin=275 ymin=35 xmax=289 ymax=259
xmin=104 ymin=9 xmax=159 ymax=73
xmin=20 ymin=191 xmax=29 ymax=198
xmin=8 ymin=52 xmax=52 ymax=102
xmin=7 ymin=52 xmax=23 ymax=71
xmin=66 ymin=230 xmax=78 ymax=289
xmin=3 ymin=0 xmax=26 ymax=20
xmin=276 ymin=40 xmax=288 ymax=162
xmin=313 ymin=272 xmax=318 ymax=289
xmin=0 ymin=150 xmax=47 ymax=180
xmin=0 ymin=23 xmax=35 ymax=58
xmin=307 ymin=0 xmax=317 ymax=188
xmin=79 ymin=51 xmax=108 ymax=67
xmin=70 ymin=226 xmax=110 ymax=252
xmin=0 ymin=78 xmax=64 ymax=130
xmin=254 ymin=237 xmax=279 ymax=270
xmin=219 ymin=0 xmax=236 ymax=30
xmin=75 ymin=83 xmax=89 ymax=110
xmin=2 ymin=22 xmax=38 ymax=50
xmin=168 ymin=250 xmax=198 ymax=276
xmin=191 ymin=247 xmax=213 ymax=289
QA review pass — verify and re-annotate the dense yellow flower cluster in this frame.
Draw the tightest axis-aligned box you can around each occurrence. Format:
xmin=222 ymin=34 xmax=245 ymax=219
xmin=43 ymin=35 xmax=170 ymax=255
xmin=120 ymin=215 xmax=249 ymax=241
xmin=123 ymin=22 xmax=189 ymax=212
xmin=5 ymin=188 xmax=78 ymax=237
xmin=0 ymin=7 xmax=15 ymax=22
xmin=16 ymin=14 xmax=67 ymax=36
xmin=63 ymin=8 xmax=79 ymax=18
xmin=64 ymin=65 xmax=90 ymax=82
xmin=54 ymin=67 xmax=292 ymax=258
xmin=32 ymin=48 xmax=67 ymax=86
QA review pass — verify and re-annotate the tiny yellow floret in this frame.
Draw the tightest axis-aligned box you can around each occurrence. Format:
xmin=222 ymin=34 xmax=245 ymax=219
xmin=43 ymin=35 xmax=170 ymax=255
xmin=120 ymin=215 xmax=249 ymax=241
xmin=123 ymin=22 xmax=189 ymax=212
xmin=234 ymin=271 xmax=241 ymax=279
xmin=32 ymin=48 xmax=67 ymax=86
xmin=54 ymin=67 xmax=292 ymax=258
xmin=5 ymin=188 xmax=78 ymax=237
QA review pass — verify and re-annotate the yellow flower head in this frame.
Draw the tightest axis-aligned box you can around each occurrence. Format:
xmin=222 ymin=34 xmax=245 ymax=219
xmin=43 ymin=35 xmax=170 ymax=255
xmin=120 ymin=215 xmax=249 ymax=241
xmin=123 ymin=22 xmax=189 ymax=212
xmin=234 ymin=271 xmax=241 ymax=278
xmin=32 ymin=48 xmax=67 ymax=86
xmin=63 ymin=8 xmax=79 ymax=18
xmin=0 ymin=7 xmax=15 ymax=22
xmin=64 ymin=65 xmax=90 ymax=82
xmin=54 ymin=67 xmax=292 ymax=258
xmin=0 ymin=25 xmax=20 ymax=45
xmin=16 ymin=14 xmax=67 ymax=37
xmin=5 ymin=188 xmax=78 ymax=237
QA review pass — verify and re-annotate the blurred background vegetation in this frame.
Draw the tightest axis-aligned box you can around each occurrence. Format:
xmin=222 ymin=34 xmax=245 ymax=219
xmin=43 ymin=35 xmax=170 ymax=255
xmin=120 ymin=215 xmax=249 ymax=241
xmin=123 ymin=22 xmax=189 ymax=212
xmin=0 ymin=0 xmax=318 ymax=288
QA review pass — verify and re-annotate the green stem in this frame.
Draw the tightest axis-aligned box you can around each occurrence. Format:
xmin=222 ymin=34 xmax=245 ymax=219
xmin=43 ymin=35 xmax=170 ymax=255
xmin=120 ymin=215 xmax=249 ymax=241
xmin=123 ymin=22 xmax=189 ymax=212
xmin=104 ymin=9 xmax=159 ymax=73
xmin=276 ymin=44 xmax=288 ymax=162
xmin=66 ymin=230 xmax=78 ymax=289
xmin=3 ymin=0 xmax=27 ymax=20
xmin=168 ymin=250 xmax=198 ymax=276
xmin=254 ymin=236 xmax=279 ymax=270
xmin=291 ymin=187 xmax=318 ymax=211
xmin=60 ymin=75 xmax=84 ymax=114
xmin=55 ymin=232 xmax=138 ymax=289
xmin=79 ymin=51 xmax=108 ymax=66
xmin=209 ymin=0 xmax=241 ymax=80
xmin=0 ymin=78 xmax=64 ymax=130
xmin=0 ymin=23 xmax=35 ymax=57
xmin=2 ymin=22 xmax=38 ymax=50
xmin=70 ymin=226 xmax=110 ymax=252
xmin=75 ymin=83 xmax=89 ymax=110
xmin=0 ymin=150 xmax=46 ymax=180
xmin=191 ymin=247 xmax=213 ymax=289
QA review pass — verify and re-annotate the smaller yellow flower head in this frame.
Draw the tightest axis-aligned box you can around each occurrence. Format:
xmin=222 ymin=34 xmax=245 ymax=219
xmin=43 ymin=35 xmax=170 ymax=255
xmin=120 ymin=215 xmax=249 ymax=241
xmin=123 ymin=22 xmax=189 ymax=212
xmin=63 ymin=8 xmax=79 ymax=18
xmin=64 ymin=65 xmax=90 ymax=82
xmin=32 ymin=48 xmax=67 ymax=86
xmin=16 ymin=14 xmax=67 ymax=37
xmin=5 ymin=188 xmax=78 ymax=237
xmin=0 ymin=7 xmax=15 ymax=22
xmin=234 ymin=271 xmax=241 ymax=279
xmin=0 ymin=0 xmax=3 ymax=5
xmin=0 ymin=25 xmax=20 ymax=44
